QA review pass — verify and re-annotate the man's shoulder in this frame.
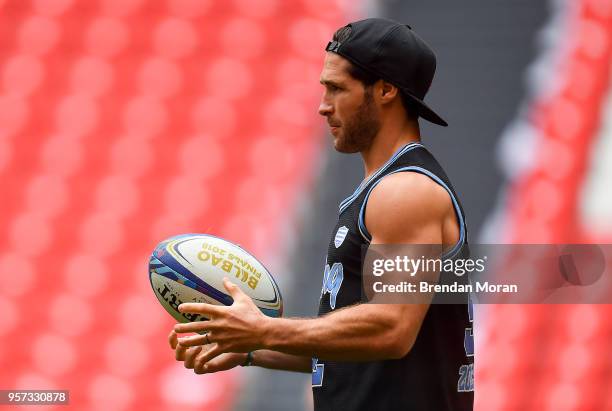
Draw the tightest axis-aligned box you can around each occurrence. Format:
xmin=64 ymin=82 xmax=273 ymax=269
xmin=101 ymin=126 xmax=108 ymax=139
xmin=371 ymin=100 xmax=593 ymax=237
xmin=369 ymin=171 xmax=452 ymax=214
xmin=365 ymin=170 xmax=453 ymax=243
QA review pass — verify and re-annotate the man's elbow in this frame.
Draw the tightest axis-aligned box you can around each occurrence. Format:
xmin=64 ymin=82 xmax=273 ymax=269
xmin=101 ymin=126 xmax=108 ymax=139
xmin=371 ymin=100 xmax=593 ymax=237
xmin=385 ymin=330 xmax=417 ymax=359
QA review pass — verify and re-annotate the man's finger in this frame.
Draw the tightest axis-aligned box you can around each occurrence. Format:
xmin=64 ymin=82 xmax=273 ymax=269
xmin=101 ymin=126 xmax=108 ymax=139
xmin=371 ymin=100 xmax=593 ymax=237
xmin=184 ymin=346 xmax=203 ymax=369
xmin=168 ymin=330 xmax=178 ymax=349
xmin=223 ymin=278 xmax=247 ymax=302
xmin=193 ymin=344 xmax=224 ymax=369
xmin=193 ymin=355 xmax=213 ymax=374
xmin=177 ymin=334 xmax=209 ymax=348
xmin=196 ymin=358 xmax=217 ymax=374
xmin=178 ymin=302 xmax=224 ymax=317
xmin=175 ymin=343 xmax=187 ymax=361
xmin=174 ymin=320 xmax=219 ymax=334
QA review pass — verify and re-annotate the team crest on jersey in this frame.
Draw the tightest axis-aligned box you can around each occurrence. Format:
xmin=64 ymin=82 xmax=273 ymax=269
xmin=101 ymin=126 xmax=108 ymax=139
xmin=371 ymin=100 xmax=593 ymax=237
xmin=334 ymin=226 xmax=349 ymax=248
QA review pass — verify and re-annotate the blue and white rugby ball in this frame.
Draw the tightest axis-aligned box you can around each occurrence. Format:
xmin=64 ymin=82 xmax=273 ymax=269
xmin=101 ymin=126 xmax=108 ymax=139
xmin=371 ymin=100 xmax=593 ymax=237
xmin=149 ymin=234 xmax=283 ymax=323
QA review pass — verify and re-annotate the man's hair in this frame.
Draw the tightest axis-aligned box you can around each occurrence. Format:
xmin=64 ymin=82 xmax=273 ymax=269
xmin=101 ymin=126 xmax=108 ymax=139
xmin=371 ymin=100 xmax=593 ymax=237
xmin=332 ymin=26 xmax=419 ymax=122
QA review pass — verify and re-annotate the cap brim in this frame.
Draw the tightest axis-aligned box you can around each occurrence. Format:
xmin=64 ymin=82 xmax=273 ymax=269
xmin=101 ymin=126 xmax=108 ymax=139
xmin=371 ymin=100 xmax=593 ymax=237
xmin=404 ymin=92 xmax=448 ymax=127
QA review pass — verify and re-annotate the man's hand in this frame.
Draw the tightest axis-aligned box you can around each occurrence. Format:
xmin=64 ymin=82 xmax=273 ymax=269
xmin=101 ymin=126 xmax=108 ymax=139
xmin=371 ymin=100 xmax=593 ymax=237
xmin=169 ymin=329 xmax=247 ymax=374
xmin=169 ymin=330 xmax=203 ymax=367
xmin=173 ymin=278 xmax=271 ymax=366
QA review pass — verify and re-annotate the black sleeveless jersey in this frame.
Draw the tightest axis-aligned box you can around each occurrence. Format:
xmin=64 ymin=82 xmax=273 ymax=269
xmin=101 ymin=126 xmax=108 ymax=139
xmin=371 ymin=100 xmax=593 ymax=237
xmin=312 ymin=142 xmax=474 ymax=411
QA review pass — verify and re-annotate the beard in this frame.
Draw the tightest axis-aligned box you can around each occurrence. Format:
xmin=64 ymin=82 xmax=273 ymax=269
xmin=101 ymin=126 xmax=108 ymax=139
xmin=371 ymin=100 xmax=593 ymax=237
xmin=334 ymin=87 xmax=381 ymax=153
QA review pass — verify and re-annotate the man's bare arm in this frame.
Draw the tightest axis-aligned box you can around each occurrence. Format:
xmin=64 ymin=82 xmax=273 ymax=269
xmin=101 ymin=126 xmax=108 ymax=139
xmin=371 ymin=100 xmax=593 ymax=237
xmin=262 ymin=172 xmax=457 ymax=360
xmin=250 ymin=350 xmax=312 ymax=372
xmin=175 ymin=172 xmax=457 ymax=365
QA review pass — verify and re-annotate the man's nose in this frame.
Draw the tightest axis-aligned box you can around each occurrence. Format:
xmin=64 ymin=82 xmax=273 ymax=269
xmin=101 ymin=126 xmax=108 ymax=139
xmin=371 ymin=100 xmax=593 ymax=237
xmin=318 ymin=100 xmax=333 ymax=117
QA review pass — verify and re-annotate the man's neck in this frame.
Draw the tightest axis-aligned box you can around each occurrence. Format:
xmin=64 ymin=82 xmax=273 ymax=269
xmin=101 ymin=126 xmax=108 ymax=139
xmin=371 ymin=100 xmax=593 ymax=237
xmin=361 ymin=121 xmax=420 ymax=179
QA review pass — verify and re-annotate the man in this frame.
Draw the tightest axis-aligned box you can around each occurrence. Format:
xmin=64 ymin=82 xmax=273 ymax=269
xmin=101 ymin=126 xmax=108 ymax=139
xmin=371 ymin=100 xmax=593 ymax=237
xmin=170 ymin=18 xmax=474 ymax=410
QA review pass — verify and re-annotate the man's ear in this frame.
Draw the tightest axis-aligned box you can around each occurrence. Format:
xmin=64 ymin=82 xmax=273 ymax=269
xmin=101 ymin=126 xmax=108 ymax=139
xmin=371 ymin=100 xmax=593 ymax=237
xmin=379 ymin=80 xmax=399 ymax=104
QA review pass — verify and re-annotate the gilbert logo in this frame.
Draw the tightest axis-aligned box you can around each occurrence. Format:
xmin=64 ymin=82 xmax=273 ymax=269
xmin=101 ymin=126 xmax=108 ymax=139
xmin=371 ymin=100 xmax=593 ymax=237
xmin=334 ymin=226 xmax=349 ymax=248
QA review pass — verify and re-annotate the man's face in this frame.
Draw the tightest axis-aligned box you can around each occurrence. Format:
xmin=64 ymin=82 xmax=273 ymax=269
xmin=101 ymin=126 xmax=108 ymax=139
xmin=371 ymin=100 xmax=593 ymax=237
xmin=318 ymin=53 xmax=381 ymax=153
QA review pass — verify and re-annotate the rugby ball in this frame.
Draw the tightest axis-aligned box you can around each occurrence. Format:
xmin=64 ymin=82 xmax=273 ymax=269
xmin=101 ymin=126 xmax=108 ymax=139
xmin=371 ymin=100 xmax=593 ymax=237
xmin=149 ymin=234 xmax=283 ymax=323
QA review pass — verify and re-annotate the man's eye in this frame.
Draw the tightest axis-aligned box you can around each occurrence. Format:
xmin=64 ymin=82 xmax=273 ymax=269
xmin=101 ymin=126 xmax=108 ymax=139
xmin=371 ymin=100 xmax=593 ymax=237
xmin=328 ymin=85 xmax=340 ymax=92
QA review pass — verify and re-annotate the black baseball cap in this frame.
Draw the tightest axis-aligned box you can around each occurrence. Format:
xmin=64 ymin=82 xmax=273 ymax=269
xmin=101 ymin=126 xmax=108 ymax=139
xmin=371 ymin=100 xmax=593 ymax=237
xmin=325 ymin=18 xmax=448 ymax=127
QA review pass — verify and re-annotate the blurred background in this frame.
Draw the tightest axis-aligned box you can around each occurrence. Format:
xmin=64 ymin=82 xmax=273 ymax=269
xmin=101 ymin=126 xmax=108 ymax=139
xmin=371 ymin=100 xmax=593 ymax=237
xmin=0 ymin=0 xmax=610 ymax=410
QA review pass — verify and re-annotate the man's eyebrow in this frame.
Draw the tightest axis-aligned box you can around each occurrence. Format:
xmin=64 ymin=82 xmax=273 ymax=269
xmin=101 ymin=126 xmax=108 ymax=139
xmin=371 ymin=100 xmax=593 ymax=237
xmin=319 ymin=79 xmax=343 ymax=87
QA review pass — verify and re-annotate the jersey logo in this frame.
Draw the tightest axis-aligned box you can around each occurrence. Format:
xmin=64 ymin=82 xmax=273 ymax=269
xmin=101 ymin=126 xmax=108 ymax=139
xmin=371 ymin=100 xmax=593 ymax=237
xmin=311 ymin=358 xmax=324 ymax=387
xmin=458 ymin=297 xmax=475 ymax=392
xmin=321 ymin=262 xmax=344 ymax=309
xmin=334 ymin=226 xmax=349 ymax=248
